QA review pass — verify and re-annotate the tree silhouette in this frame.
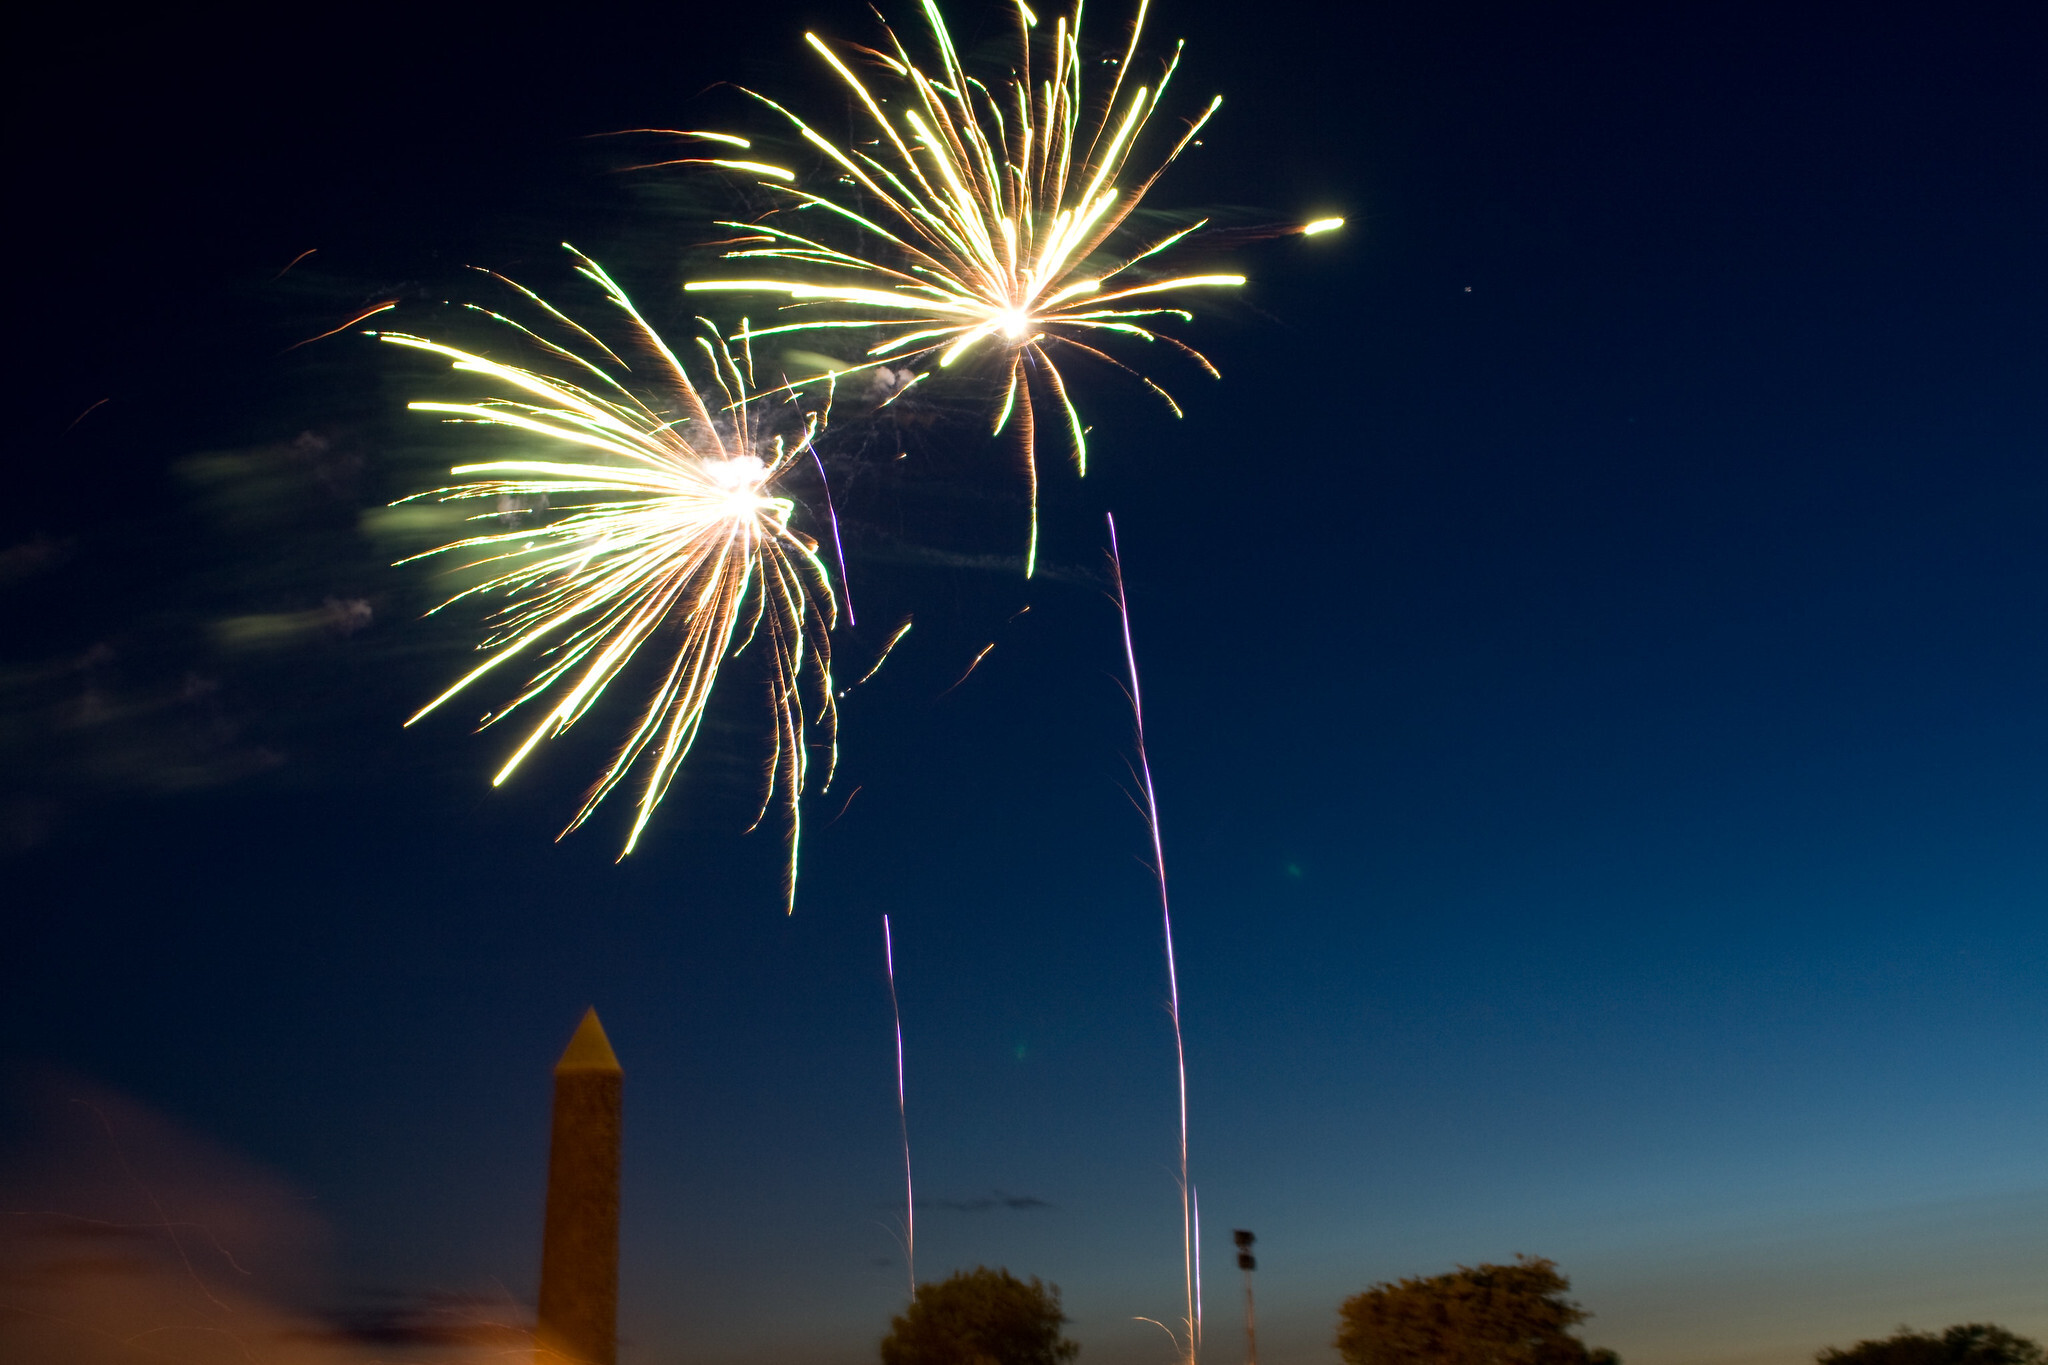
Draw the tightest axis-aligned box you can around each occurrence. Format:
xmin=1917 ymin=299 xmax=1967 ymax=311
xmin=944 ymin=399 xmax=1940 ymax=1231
xmin=1334 ymin=1255 xmax=1618 ymax=1365
xmin=880 ymin=1266 xmax=1080 ymax=1365
xmin=1817 ymin=1325 xmax=2045 ymax=1365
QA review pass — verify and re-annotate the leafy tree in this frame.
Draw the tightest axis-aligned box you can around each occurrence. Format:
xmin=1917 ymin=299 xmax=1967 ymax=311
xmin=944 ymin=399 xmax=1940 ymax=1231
xmin=1817 ymin=1325 xmax=2045 ymax=1365
xmin=880 ymin=1266 xmax=1080 ymax=1365
xmin=1334 ymin=1255 xmax=1618 ymax=1365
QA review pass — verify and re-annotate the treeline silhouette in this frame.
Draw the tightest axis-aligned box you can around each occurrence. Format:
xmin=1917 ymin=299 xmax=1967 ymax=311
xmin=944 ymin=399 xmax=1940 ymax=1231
xmin=875 ymin=1258 xmax=2043 ymax=1365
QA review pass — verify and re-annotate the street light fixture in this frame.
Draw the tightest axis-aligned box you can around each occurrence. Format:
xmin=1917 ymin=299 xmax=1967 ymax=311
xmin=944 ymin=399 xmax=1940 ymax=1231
xmin=1233 ymin=1229 xmax=1258 ymax=1365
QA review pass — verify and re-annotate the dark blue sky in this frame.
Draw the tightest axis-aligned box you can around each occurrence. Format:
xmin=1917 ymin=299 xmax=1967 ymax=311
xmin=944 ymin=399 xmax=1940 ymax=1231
xmin=6 ymin=2 xmax=2045 ymax=1363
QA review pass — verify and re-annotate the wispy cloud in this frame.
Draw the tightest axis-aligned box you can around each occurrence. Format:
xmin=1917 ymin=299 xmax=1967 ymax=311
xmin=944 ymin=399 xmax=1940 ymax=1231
xmin=918 ymin=1191 xmax=1054 ymax=1213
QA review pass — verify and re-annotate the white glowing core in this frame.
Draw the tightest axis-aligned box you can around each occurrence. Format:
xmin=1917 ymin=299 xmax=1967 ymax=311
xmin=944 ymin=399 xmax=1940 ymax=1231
xmin=706 ymin=455 xmax=768 ymax=488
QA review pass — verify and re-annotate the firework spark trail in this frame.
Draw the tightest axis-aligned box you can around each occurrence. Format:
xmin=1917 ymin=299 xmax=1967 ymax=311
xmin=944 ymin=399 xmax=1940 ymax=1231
xmin=845 ymin=618 xmax=916 ymax=694
xmin=675 ymin=0 xmax=1261 ymax=577
xmin=940 ymin=641 xmax=997 ymax=695
xmin=883 ymin=914 xmax=916 ymax=1298
xmin=1192 ymin=1185 xmax=1202 ymax=1355
xmin=381 ymin=246 xmax=839 ymax=910
xmin=1106 ymin=511 xmax=1198 ymax=1364
xmin=802 ymin=428 xmax=857 ymax=625
xmin=289 ymin=300 xmax=396 ymax=352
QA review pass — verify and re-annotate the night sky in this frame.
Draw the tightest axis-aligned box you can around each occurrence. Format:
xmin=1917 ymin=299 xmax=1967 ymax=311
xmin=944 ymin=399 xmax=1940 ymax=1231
xmin=6 ymin=2 xmax=2046 ymax=1364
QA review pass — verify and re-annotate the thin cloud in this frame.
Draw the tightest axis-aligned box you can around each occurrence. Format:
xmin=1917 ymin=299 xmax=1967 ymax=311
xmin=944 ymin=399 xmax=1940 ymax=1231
xmin=919 ymin=1191 xmax=1055 ymax=1213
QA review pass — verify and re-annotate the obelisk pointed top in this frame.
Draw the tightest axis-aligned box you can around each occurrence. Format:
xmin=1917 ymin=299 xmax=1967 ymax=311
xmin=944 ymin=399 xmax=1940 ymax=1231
xmin=555 ymin=1007 xmax=622 ymax=1074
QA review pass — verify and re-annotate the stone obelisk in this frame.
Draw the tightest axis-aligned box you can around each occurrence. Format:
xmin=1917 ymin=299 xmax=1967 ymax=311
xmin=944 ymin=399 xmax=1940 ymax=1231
xmin=536 ymin=1008 xmax=622 ymax=1365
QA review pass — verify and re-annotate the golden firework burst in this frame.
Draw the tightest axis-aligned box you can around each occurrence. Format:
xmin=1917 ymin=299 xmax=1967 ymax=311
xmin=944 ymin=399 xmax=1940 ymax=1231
xmin=670 ymin=0 xmax=1249 ymax=575
xmin=382 ymin=248 xmax=838 ymax=907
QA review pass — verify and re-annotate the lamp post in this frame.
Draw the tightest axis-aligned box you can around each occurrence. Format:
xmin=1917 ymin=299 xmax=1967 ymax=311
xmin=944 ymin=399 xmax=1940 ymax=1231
xmin=1233 ymin=1229 xmax=1258 ymax=1365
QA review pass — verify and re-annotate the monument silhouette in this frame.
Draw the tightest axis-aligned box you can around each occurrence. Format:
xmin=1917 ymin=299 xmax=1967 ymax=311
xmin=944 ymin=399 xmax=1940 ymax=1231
xmin=537 ymin=1008 xmax=622 ymax=1365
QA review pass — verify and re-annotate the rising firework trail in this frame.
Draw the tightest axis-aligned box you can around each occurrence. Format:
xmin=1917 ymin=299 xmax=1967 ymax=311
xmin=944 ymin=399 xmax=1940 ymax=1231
xmin=381 ymin=247 xmax=839 ymax=911
xmin=883 ymin=913 xmax=916 ymax=1297
xmin=675 ymin=0 xmax=1266 ymax=577
xmin=1106 ymin=512 xmax=1198 ymax=1364
xmin=801 ymin=421 xmax=856 ymax=626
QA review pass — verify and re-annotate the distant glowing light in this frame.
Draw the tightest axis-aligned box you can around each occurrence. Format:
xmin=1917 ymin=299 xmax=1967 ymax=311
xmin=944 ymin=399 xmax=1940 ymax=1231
xmin=1301 ymin=217 xmax=1345 ymax=236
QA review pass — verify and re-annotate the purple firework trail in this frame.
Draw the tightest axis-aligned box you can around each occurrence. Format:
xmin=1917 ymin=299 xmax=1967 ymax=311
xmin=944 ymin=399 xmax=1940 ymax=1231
xmin=1106 ymin=512 xmax=1200 ymax=1363
xmin=804 ymin=432 xmax=856 ymax=626
xmin=883 ymin=913 xmax=914 ymax=1297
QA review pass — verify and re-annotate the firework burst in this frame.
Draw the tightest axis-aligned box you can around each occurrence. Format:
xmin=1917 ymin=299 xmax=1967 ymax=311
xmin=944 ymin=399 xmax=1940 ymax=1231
xmin=668 ymin=0 xmax=1249 ymax=576
xmin=381 ymin=248 xmax=838 ymax=909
